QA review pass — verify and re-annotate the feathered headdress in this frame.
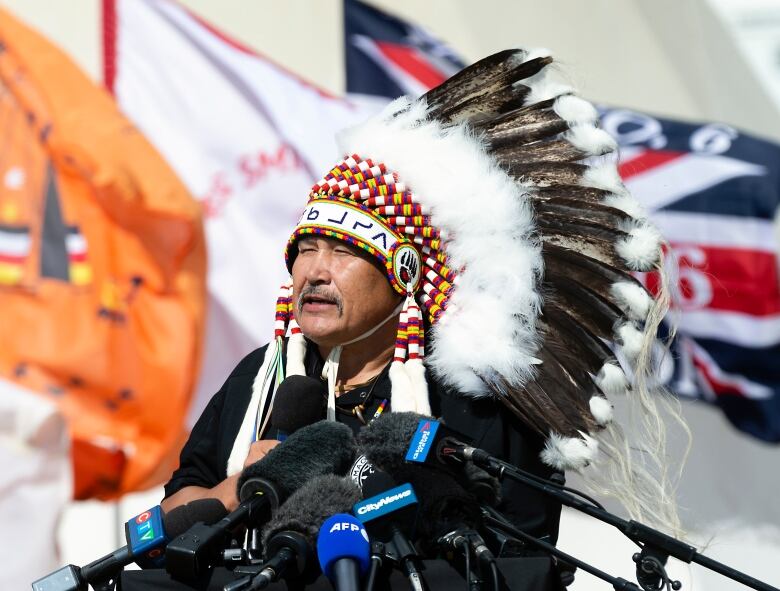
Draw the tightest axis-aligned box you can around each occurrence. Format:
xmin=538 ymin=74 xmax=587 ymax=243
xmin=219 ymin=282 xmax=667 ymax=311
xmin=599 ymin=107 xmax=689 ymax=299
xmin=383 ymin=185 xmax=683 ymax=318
xmin=231 ymin=49 xmax=668 ymax=484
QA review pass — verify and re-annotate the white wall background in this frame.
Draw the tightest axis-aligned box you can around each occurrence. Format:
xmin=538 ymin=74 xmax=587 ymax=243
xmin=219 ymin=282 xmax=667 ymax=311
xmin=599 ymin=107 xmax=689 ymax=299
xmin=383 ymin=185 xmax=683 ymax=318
xmin=3 ymin=1 xmax=778 ymax=590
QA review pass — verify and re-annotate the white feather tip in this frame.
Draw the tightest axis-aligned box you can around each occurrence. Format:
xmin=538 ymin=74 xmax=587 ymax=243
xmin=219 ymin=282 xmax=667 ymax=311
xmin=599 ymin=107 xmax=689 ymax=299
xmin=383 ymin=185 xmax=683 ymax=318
xmin=589 ymin=396 xmax=614 ymax=426
xmin=540 ymin=432 xmax=599 ymax=470
xmin=616 ymin=224 xmax=662 ymax=271
xmin=616 ymin=323 xmax=644 ymax=360
xmin=611 ymin=281 xmax=653 ymax=322
xmin=595 ymin=362 xmax=629 ymax=396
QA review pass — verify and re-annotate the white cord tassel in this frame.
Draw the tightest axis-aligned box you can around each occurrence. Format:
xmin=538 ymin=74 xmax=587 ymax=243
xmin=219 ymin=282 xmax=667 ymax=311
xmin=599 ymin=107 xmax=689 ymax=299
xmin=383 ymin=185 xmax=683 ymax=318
xmin=321 ymin=346 xmax=342 ymax=421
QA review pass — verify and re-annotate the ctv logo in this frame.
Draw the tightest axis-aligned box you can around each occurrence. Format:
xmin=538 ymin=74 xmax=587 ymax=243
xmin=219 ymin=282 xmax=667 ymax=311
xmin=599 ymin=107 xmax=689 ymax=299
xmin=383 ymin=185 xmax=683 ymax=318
xmin=133 ymin=513 xmax=157 ymax=542
xmin=405 ymin=419 xmax=440 ymax=463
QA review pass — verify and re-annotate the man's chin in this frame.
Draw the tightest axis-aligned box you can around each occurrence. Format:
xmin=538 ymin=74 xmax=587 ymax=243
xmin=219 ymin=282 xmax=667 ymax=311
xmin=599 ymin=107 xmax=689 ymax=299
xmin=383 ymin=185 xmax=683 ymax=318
xmin=297 ymin=322 xmax=344 ymax=348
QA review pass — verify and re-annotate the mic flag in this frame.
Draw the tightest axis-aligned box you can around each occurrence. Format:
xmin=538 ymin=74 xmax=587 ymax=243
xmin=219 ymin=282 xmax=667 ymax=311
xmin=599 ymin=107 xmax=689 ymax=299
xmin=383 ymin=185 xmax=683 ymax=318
xmin=32 ymin=499 xmax=227 ymax=591
xmin=353 ymin=483 xmax=418 ymax=526
xmin=124 ymin=505 xmax=166 ymax=569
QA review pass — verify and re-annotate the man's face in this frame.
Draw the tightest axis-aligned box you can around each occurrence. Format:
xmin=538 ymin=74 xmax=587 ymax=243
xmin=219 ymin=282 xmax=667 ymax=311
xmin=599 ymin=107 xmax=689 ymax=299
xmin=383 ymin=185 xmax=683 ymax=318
xmin=291 ymin=236 xmax=401 ymax=347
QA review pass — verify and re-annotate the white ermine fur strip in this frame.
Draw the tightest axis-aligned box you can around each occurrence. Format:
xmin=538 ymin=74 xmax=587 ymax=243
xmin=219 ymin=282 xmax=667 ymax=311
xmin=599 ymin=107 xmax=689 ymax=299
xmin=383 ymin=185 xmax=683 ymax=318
xmin=611 ymin=281 xmax=653 ymax=322
xmin=589 ymin=396 xmax=614 ymax=425
xmin=541 ymin=432 xmax=599 ymax=470
xmin=285 ymin=332 xmax=307 ymax=376
xmin=338 ymin=97 xmax=543 ymax=397
xmin=405 ymin=358 xmax=431 ymax=415
xmin=389 ymin=361 xmax=416 ymax=412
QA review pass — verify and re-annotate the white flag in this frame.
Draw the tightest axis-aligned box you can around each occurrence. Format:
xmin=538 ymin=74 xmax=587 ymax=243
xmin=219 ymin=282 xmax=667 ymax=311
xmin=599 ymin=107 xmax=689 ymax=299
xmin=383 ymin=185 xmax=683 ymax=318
xmin=109 ymin=0 xmax=375 ymax=412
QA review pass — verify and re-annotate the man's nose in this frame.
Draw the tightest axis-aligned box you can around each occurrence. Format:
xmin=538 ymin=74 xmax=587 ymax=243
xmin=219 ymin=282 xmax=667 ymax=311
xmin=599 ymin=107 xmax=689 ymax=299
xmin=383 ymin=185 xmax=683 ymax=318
xmin=305 ymin=250 xmax=333 ymax=284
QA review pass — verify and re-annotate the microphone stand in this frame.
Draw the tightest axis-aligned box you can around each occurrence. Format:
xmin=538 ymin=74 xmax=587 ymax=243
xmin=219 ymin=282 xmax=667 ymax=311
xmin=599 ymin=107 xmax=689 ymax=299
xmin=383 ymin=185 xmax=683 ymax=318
xmin=481 ymin=506 xmax=642 ymax=591
xmin=469 ymin=454 xmax=779 ymax=591
xmin=361 ymin=530 xmax=429 ymax=591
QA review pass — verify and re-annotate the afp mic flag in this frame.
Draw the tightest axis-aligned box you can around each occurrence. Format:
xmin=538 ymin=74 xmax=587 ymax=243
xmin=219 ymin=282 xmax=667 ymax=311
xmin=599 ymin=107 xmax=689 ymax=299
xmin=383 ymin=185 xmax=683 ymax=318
xmin=601 ymin=108 xmax=780 ymax=442
xmin=343 ymin=0 xmax=780 ymax=444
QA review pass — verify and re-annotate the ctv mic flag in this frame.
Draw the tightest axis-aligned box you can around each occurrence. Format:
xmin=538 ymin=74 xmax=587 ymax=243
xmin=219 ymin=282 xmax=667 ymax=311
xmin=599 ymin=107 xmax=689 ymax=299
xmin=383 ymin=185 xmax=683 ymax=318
xmin=601 ymin=109 xmax=780 ymax=442
xmin=104 ymin=0 xmax=374 ymax=412
xmin=0 ymin=8 xmax=207 ymax=498
xmin=344 ymin=0 xmax=464 ymax=99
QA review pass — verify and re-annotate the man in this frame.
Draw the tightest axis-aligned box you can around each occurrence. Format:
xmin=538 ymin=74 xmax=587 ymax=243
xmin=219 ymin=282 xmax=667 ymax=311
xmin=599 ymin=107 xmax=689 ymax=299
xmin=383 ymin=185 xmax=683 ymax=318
xmin=162 ymin=47 xmax=673 ymax=545
xmin=163 ymin=230 xmax=563 ymax=540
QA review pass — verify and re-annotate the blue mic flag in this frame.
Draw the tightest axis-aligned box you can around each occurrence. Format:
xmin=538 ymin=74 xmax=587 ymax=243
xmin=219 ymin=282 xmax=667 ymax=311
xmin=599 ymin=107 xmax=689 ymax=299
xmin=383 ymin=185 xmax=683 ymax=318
xmin=317 ymin=513 xmax=371 ymax=579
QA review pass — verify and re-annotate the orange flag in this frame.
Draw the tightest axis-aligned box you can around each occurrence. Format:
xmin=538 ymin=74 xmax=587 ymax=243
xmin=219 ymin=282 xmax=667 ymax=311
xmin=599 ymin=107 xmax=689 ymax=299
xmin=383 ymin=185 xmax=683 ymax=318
xmin=0 ymin=9 xmax=207 ymax=499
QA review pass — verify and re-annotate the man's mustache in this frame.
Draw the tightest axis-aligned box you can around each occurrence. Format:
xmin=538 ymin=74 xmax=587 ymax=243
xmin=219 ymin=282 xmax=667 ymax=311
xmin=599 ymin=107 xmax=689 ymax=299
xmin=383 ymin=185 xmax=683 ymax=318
xmin=296 ymin=285 xmax=344 ymax=316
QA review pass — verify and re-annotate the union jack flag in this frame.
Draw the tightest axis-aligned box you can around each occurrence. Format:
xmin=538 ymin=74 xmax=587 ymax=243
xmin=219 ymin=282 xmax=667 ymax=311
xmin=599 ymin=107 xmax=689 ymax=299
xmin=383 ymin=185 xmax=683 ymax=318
xmin=344 ymin=0 xmax=464 ymax=99
xmin=344 ymin=0 xmax=780 ymax=442
xmin=603 ymin=109 xmax=780 ymax=442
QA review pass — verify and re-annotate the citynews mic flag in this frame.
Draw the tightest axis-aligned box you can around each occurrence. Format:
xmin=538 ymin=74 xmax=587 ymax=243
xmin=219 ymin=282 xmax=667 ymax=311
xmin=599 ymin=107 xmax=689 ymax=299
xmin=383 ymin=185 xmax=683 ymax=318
xmin=0 ymin=7 xmax=207 ymax=499
xmin=104 ymin=0 xmax=375 ymax=413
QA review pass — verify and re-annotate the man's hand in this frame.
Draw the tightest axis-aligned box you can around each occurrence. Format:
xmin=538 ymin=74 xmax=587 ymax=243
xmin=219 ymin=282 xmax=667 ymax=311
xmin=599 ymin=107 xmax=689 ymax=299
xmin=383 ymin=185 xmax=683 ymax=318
xmin=161 ymin=440 xmax=283 ymax=514
xmin=244 ymin=439 xmax=280 ymax=468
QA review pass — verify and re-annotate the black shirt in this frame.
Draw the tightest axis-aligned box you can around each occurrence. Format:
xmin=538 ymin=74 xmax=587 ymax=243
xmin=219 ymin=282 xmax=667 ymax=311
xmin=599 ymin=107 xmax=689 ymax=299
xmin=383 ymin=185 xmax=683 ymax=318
xmin=164 ymin=344 xmax=563 ymax=543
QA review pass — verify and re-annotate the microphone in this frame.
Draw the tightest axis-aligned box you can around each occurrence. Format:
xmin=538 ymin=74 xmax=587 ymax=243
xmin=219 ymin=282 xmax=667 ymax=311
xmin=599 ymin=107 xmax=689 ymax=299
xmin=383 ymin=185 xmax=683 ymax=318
xmin=353 ymin=469 xmax=428 ymax=591
xmin=248 ymin=375 xmax=327 ymax=557
xmin=31 ymin=499 xmax=227 ymax=591
xmin=358 ymin=414 xmax=498 ymax=584
xmin=165 ymin=421 xmax=356 ymax=582
xmin=357 ymin=412 xmax=500 ymax=495
xmin=267 ymin=375 xmax=326 ymax=440
xmin=245 ymin=474 xmax=362 ymax=589
xmin=165 ymin=421 xmax=357 ymax=582
xmin=238 ymin=419 xmax=357 ymax=502
xmin=317 ymin=514 xmax=371 ymax=591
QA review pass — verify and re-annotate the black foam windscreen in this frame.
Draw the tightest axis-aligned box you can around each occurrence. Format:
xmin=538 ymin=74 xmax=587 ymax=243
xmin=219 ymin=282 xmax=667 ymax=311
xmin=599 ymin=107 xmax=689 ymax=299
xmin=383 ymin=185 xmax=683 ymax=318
xmin=269 ymin=375 xmax=326 ymax=436
xmin=357 ymin=411 xmax=502 ymax=506
xmin=356 ymin=411 xmax=426 ymax=474
xmin=238 ymin=420 xmax=357 ymax=502
xmin=261 ymin=474 xmax=362 ymax=548
xmin=163 ymin=498 xmax=229 ymax=538
xmin=397 ymin=465 xmax=481 ymax=541
xmin=360 ymin=468 xmax=397 ymax=498
xmin=356 ymin=412 xmax=481 ymax=541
